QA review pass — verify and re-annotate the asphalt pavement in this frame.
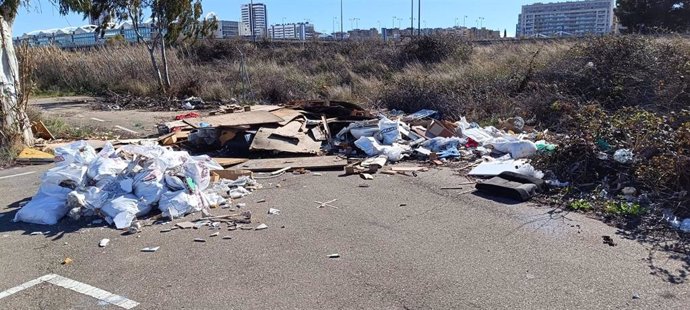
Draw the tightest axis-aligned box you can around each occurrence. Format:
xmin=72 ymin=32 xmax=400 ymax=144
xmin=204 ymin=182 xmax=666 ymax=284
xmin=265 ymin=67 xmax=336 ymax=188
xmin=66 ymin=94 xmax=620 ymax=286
xmin=0 ymin=164 xmax=688 ymax=309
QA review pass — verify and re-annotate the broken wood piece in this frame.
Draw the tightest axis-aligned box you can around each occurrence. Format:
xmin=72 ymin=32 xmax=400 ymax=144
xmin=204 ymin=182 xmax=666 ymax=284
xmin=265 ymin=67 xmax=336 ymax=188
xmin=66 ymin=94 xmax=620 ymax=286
xmin=273 ymin=121 xmax=304 ymax=139
xmin=211 ymin=158 xmax=249 ymax=168
xmin=31 ymin=121 xmax=55 ymax=140
xmin=182 ymin=119 xmax=199 ymax=129
xmin=390 ymin=166 xmax=429 ymax=172
xmin=310 ymin=126 xmax=327 ymax=141
xmin=270 ymin=167 xmax=292 ymax=176
xmin=211 ymin=169 xmax=253 ymax=181
xmin=238 ymin=156 xmax=347 ymax=172
xmin=271 ymin=108 xmax=304 ymax=126
xmin=249 ymin=127 xmax=321 ymax=154
xmin=321 ymin=115 xmax=333 ymax=145
xmin=380 ymin=170 xmax=397 ymax=175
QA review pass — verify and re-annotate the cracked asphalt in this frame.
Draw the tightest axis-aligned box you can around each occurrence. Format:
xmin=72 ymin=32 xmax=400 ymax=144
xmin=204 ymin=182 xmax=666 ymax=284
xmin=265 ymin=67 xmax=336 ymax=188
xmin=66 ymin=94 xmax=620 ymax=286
xmin=1 ymin=164 xmax=689 ymax=309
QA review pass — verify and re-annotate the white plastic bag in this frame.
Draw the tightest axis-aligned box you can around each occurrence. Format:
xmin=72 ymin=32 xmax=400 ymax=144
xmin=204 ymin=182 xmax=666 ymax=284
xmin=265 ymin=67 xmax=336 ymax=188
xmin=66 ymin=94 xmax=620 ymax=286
xmin=487 ymin=138 xmax=538 ymax=159
xmin=354 ymin=136 xmax=380 ymax=157
xmin=87 ymin=157 xmax=127 ymax=182
xmin=133 ymin=163 xmax=165 ymax=204
xmin=54 ymin=140 xmax=97 ymax=166
xmin=13 ymin=194 xmax=69 ymax=225
xmin=377 ymin=117 xmax=401 ymax=145
xmin=159 ymin=190 xmax=203 ymax=219
xmin=101 ymin=195 xmax=150 ymax=229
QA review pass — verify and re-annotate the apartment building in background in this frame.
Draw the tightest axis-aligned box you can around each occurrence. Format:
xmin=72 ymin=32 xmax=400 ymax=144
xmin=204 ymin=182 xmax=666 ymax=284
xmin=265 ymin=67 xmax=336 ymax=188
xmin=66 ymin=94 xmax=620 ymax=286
xmin=516 ymin=0 xmax=615 ymax=37
xmin=241 ymin=3 xmax=268 ymax=38
xmin=269 ymin=22 xmax=315 ymax=41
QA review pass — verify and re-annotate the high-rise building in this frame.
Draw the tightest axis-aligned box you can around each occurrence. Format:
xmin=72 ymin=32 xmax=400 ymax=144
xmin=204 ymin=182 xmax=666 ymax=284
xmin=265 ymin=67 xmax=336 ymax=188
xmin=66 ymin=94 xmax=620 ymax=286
xmin=241 ymin=3 xmax=268 ymax=38
xmin=516 ymin=0 xmax=615 ymax=38
xmin=269 ymin=22 xmax=315 ymax=41
xmin=215 ymin=20 xmax=240 ymax=38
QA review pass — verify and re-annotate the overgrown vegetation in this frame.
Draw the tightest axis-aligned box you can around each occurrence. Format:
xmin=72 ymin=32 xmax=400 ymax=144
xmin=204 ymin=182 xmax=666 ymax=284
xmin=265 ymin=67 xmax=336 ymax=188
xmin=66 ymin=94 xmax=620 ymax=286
xmin=28 ymin=35 xmax=690 ymax=222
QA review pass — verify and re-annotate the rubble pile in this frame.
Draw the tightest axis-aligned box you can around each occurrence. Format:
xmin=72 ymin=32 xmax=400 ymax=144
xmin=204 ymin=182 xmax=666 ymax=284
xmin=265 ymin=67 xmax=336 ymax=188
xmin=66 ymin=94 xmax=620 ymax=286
xmin=14 ymin=140 xmax=259 ymax=228
xmin=16 ymin=98 xmax=689 ymax=235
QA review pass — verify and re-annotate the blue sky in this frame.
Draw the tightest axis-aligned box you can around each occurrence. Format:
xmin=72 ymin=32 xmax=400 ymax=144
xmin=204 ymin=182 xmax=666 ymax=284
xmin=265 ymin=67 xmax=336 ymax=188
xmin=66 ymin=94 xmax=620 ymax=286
xmin=13 ymin=0 xmax=538 ymax=37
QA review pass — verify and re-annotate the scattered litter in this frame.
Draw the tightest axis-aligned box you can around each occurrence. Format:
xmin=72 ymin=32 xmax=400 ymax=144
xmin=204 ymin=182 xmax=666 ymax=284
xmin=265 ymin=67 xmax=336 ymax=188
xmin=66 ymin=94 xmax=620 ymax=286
xmin=360 ymin=173 xmax=374 ymax=180
xmin=613 ymin=149 xmax=634 ymax=164
xmin=255 ymin=223 xmax=268 ymax=230
xmin=210 ymin=232 xmax=219 ymax=237
xmin=268 ymin=208 xmax=281 ymax=215
xmin=602 ymin=236 xmax=617 ymax=247
xmin=632 ymin=292 xmax=640 ymax=300
xmin=194 ymin=238 xmax=207 ymax=242
xmin=176 ymin=222 xmax=195 ymax=229
xmin=98 ymin=238 xmax=110 ymax=247
xmin=327 ymin=253 xmax=340 ymax=258
xmin=257 ymin=199 xmax=266 ymax=203
xmin=222 ymin=235 xmax=232 ymax=239
xmin=141 ymin=246 xmax=160 ymax=252
xmin=62 ymin=258 xmax=73 ymax=265
xmin=315 ymin=199 xmax=338 ymax=209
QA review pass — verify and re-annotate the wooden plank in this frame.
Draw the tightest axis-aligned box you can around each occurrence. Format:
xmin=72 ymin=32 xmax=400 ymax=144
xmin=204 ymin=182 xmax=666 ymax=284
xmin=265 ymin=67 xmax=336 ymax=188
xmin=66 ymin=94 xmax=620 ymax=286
xmin=250 ymin=104 xmax=282 ymax=112
xmin=310 ymin=126 xmax=326 ymax=141
xmin=321 ymin=115 xmax=333 ymax=144
xmin=237 ymin=156 xmax=347 ymax=172
xmin=187 ymin=111 xmax=283 ymax=128
xmin=211 ymin=157 xmax=249 ymax=167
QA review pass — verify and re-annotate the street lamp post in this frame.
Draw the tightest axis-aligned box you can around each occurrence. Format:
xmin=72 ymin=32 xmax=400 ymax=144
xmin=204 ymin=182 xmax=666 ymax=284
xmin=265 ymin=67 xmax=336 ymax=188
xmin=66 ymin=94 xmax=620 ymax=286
xmin=340 ymin=0 xmax=344 ymax=41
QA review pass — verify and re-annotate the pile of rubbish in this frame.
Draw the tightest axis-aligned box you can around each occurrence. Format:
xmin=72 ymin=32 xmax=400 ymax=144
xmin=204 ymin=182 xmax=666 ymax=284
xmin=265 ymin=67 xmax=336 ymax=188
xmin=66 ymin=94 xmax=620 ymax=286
xmin=14 ymin=141 xmax=260 ymax=229
xmin=156 ymin=101 xmax=555 ymax=201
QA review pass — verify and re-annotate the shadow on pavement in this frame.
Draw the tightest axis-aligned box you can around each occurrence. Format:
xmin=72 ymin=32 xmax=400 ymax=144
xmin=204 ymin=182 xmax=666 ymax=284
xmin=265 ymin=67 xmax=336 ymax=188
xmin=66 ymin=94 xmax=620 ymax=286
xmin=1 ymin=198 xmax=85 ymax=240
xmin=615 ymin=224 xmax=690 ymax=284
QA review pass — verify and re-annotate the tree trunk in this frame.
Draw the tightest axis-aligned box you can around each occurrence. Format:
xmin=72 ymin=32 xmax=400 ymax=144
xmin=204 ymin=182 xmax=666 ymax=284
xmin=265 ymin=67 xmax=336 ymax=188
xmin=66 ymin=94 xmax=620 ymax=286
xmin=146 ymin=44 xmax=166 ymax=93
xmin=0 ymin=17 xmax=33 ymax=147
xmin=160 ymin=37 xmax=171 ymax=91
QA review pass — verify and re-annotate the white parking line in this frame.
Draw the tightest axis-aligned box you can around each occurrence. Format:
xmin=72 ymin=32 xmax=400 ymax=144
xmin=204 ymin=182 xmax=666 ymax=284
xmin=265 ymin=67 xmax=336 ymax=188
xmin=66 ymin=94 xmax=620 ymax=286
xmin=114 ymin=126 xmax=139 ymax=134
xmin=0 ymin=274 xmax=139 ymax=309
xmin=0 ymin=171 xmax=36 ymax=180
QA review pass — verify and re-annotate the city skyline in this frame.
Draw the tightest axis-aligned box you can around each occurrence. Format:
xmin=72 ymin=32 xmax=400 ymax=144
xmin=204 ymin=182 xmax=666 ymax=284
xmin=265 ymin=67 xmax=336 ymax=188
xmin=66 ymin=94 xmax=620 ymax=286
xmin=12 ymin=0 xmax=541 ymax=37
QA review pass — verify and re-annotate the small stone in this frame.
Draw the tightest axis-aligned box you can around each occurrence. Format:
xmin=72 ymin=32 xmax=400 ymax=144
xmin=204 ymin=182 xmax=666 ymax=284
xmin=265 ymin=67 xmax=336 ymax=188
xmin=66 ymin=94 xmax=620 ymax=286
xmin=399 ymin=203 xmax=407 ymax=207
xmin=210 ymin=232 xmax=219 ymax=237
xmin=257 ymin=199 xmax=266 ymax=203
xmin=160 ymin=228 xmax=172 ymax=233
xmin=327 ymin=253 xmax=340 ymax=258
xmin=62 ymin=258 xmax=73 ymax=265
xmin=194 ymin=238 xmax=207 ymax=243
xmin=99 ymin=238 xmax=110 ymax=247
xmin=255 ymin=224 xmax=268 ymax=230
xmin=633 ymin=293 xmax=640 ymax=299
xmin=240 ymin=226 xmax=254 ymax=230
xmin=268 ymin=208 xmax=281 ymax=215
xmin=359 ymin=184 xmax=370 ymax=188
xmin=237 ymin=203 xmax=247 ymax=208
xmin=228 ymin=226 xmax=238 ymax=231
xmin=141 ymin=246 xmax=160 ymax=253
xmin=222 ymin=236 xmax=232 ymax=240
xmin=276 ymin=184 xmax=282 ymax=188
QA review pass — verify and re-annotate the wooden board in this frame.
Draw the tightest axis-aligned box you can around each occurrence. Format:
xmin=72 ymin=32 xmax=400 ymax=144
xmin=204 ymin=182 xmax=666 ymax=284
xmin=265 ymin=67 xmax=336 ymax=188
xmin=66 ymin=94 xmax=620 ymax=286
xmin=272 ymin=121 xmax=303 ymax=139
xmin=249 ymin=127 xmax=322 ymax=154
xmin=271 ymin=108 xmax=304 ymax=126
xmin=187 ymin=111 xmax=283 ymax=128
xmin=211 ymin=157 xmax=249 ymax=167
xmin=237 ymin=156 xmax=347 ymax=172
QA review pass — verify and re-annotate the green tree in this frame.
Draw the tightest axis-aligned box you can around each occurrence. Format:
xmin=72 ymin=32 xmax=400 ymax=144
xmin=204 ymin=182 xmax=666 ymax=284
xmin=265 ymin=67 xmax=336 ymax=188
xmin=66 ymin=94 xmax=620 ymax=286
xmin=0 ymin=0 xmax=88 ymax=147
xmin=87 ymin=0 xmax=215 ymax=93
xmin=616 ymin=0 xmax=690 ymax=33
